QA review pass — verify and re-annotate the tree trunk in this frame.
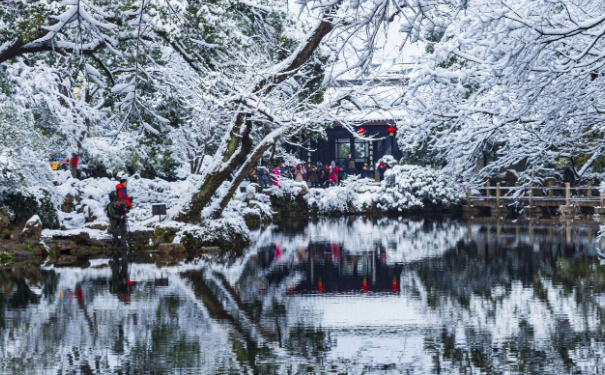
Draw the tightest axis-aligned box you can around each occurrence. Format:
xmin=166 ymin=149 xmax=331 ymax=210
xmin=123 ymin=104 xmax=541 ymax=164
xmin=190 ymin=159 xmax=196 ymax=175
xmin=175 ymin=115 xmax=253 ymax=223
xmin=194 ymin=154 xmax=205 ymax=174
xmin=210 ymin=131 xmax=284 ymax=219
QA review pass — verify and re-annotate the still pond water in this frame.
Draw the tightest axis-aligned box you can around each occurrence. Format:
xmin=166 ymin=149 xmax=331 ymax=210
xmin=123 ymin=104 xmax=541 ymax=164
xmin=2 ymin=217 xmax=605 ymax=374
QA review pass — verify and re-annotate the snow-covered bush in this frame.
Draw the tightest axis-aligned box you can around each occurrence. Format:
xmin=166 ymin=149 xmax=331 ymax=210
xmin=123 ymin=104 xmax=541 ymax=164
xmin=376 ymin=155 xmax=398 ymax=168
xmin=266 ymin=178 xmax=308 ymax=200
xmin=227 ymin=197 xmax=273 ymax=222
xmin=306 ymin=177 xmax=378 ymax=214
xmin=0 ymin=101 xmax=54 ymax=194
xmin=306 ymin=166 xmax=462 ymax=214
xmin=174 ymin=215 xmax=251 ymax=250
xmin=308 ymin=186 xmax=352 ymax=214
xmin=0 ymin=99 xmax=63 ymax=227
xmin=375 ymin=165 xmax=462 ymax=211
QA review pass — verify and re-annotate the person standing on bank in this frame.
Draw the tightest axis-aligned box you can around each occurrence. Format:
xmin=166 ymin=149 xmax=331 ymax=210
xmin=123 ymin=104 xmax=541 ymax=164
xmin=107 ymin=198 xmax=128 ymax=247
xmin=258 ymin=165 xmax=269 ymax=190
xmin=279 ymin=162 xmax=288 ymax=178
xmin=308 ymin=165 xmax=318 ymax=187
xmin=318 ymin=165 xmax=328 ymax=187
xmin=361 ymin=162 xmax=370 ymax=178
xmin=337 ymin=161 xmax=345 ymax=182
xmin=377 ymin=161 xmax=387 ymax=181
xmin=295 ymin=165 xmax=304 ymax=182
xmin=70 ymin=153 xmax=79 ymax=179
xmin=329 ymin=161 xmax=339 ymax=186
xmin=115 ymin=179 xmax=133 ymax=211
xmin=345 ymin=153 xmax=354 ymax=169
xmin=346 ymin=160 xmax=357 ymax=177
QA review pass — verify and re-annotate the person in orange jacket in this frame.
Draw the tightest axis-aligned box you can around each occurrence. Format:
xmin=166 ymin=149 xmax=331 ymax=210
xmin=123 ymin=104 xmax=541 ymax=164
xmin=115 ymin=179 xmax=133 ymax=210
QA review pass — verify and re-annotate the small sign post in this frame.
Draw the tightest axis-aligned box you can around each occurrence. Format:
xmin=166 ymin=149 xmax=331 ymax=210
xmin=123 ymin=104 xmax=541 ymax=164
xmin=152 ymin=203 xmax=167 ymax=223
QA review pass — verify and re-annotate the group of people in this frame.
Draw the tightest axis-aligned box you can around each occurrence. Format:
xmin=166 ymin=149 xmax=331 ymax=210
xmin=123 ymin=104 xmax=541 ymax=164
xmin=254 ymin=153 xmax=390 ymax=189
xmin=49 ymin=153 xmax=79 ymax=178
xmin=106 ymin=179 xmax=133 ymax=248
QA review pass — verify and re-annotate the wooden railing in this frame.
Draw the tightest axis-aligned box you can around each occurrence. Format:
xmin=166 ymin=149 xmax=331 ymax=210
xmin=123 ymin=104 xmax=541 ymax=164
xmin=465 ymin=182 xmax=605 ymax=208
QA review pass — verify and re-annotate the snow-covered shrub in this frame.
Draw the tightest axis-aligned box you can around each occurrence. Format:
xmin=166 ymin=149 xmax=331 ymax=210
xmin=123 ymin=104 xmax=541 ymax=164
xmin=0 ymin=100 xmax=53 ymax=197
xmin=376 ymin=155 xmax=398 ymax=168
xmin=0 ymin=99 xmax=62 ymax=224
xmin=375 ymin=165 xmax=462 ymax=211
xmin=52 ymin=172 xmax=272 ymax=239
xmin=309 ymin=186 xmax=352 ymax=214
xmin=250 ymin=193 xmax=274 ymax=219
xmin=306 ymin=166 xmax=461 ymax=215
xmin=306 ymin=177 xmax=378 ymax=214
xmin=343 ymin=177 xmax=380 ymax=212
xmin=227 ymin=197 xmax=273 ymax=222
xmin=0 ymin=191 xmax=59 ymax=228
xmin=174 ymin=215 xmax=251 ymax=250
xmin=266 ymin=178 xmax=308 ymax=200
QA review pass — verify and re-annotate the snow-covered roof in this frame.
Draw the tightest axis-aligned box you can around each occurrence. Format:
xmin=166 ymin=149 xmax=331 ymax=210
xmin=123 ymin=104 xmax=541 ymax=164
xmin=334 ymin=108 xmax=407 ymax=123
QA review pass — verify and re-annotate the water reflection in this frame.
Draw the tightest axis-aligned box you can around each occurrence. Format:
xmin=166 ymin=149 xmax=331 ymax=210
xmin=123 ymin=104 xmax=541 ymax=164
xmin=258 ymin=243 xmax=402 ymax=294
xmin=1 ymin=217 xmax=605 ymax=374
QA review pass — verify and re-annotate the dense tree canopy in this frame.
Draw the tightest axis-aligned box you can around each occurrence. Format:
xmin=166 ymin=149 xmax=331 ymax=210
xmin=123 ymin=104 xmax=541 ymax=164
xmin=398 ymin=0 xmax=605 ymax=184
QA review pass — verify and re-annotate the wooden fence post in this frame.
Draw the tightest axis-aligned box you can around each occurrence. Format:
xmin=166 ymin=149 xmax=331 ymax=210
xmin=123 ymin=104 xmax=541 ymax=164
xmin=548 ymin=181 xmax=554 ymax=197
xmin=496 ymin=183 xmax=501 ymax=207
xmin=486 ymin=182 xmax=491 ymax=197
xmin=466 ymin=188 xmax=471 ymax=205
xmin=565 ymin=182 xmax=571 ymax=206
xmin=529 ymin=184 xmax=534 ymax=206
xmin=588 ymin=181 xmax=593 ymax=198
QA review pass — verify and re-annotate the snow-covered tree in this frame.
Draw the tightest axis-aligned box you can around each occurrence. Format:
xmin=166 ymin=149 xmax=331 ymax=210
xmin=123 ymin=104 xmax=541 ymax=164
xmin=398 ymin=0 xmax=605 ymax=184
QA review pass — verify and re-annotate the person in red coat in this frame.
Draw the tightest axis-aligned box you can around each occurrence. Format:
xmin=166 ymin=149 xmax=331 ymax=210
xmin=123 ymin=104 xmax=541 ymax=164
xmin=70 ymin=153 xmax=79 ymax=178
xmin=116 ymin=179 xmax=133 ymax=210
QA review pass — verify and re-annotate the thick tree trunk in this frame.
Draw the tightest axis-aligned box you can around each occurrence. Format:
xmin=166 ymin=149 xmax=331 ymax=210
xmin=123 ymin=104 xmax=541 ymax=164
xmin=210 ymin=130 xmax=285 ymax=219
xmin=175 ymin=115 xmax=253 ymax=223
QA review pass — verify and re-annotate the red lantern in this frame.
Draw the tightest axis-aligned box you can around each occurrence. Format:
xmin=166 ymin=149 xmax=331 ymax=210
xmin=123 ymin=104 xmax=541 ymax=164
xmin=387 ymin=126 xmax=397 ymax=137
xmin=356 ymin=127 xmax=367 ymax=137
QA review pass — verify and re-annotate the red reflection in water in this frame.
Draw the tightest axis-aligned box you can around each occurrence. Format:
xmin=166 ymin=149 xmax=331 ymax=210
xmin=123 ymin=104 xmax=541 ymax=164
xmin=361 ymin=278 xmax=369 ymax=292
xmin=275 ymin=245 xmax=282 ymax=261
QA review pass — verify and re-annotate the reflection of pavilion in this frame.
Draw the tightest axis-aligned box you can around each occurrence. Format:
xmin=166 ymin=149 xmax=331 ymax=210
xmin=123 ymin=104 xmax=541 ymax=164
xmin=259 ymin=243 xmax=403 ymax=294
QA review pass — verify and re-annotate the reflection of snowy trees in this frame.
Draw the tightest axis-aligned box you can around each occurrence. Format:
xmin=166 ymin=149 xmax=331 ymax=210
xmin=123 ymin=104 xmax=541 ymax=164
xmin=0 ymin=261 xmax=236 ymax=373
xmin=257 ymin=217 xmax=466 ymax=264
xmin=408 ymin=232 xmax=605 ymax=374
xmin=2 ymin=218 xmax=605 ymax=373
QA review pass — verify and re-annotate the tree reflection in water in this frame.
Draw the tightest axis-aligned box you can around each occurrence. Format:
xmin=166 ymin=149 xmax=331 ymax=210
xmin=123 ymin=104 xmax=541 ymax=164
xmin=1 ymin=217 xmax=605 ymax=374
